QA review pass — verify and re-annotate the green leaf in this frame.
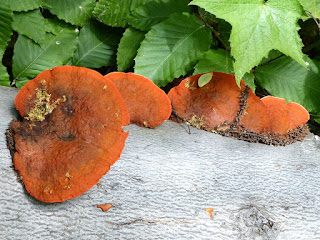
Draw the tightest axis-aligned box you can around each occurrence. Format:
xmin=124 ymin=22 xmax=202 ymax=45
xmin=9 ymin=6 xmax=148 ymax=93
xmin=93 ymin=0 xmax=147 ymax=27
xmin=134 ymin=13 xmax=212 ymax=87
xmin=194 ymin=49 xmax=256 ymax=90
xmin=0 ymin=63 xmax=10 ymax=87
xmin=117 ymin=27 xmax=145 ymax=72
xmin=127 ymin=0 xmax=190 ymax=31
xmin=191 ymin=0 xmax=306 ymax=84
xmin=12 ymin=10 xmax=49 ymax=45
xmin=255 ymin=56 xmax=320 ymax=115
xmin=13 ymin=24 xmax=78 ymax=88
xmin=43 ymin=0 xmax=95 ymax=26
xmin=198 ymin=72 xmax=213 ymax=87
xmin=5 ymin=0 xmax=43 ymax=11
xmin=70 ymin=20 xmax=122 ymax=68
xmin=0 ymin=3 xmax=13 ymax=57
xmin=298 ymin=0 xmax=320 ymax=18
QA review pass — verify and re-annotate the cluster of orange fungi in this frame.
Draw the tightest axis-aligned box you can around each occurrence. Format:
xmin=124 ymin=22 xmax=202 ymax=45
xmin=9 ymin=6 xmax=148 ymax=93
xmin=11 ymin=67 xmax=309 ymax=202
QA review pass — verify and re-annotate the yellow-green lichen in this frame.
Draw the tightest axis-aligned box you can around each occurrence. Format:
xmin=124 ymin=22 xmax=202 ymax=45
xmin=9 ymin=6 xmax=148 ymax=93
xmin=25 ymin=87 xmax=66 ymax=122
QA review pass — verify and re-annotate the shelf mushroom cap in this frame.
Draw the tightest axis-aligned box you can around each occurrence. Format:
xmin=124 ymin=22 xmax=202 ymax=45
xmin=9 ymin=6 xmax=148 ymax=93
xmin=12 ymin=66 xmax=130 ymax=202
xmin=105 ymin=72 xmax=172 ymax=128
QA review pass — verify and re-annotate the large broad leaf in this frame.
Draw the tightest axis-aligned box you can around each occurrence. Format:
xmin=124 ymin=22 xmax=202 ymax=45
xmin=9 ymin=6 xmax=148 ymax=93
xmin=13 ymin=24 xmax=78 ymax=88
xmin=93 ymin=0 xmax=147 ymax=27
xmin=12 ymin=10 xmax=49 ymax=45
xmin=127 ymin=0 xmax=190 ymax=31
xmin=298 ymin=0 xmax=320 ymax=18
xmin=70 ymin=20 xmax=122 ymax=68
xmin=0 ymin=64 xmax=10 ymax=87
xmin=191 ymin=0 xmax=306 ymax=84
xmin=194 ymin=48 xmax=255 ymax=90
xmin=134 ymin=13 xmax=212 ymax=87
xmin=6 ymin=0 xmax=43 ymax=11
xmin=255 ymin=56 xmax=320 ymax=116
xmin=117 ymin=27 xmax=145 ymax=72
xmin=43 ymin=0 xmax=96 ymax=26
xmin=0 ymin=3 xmax=13 ymax=57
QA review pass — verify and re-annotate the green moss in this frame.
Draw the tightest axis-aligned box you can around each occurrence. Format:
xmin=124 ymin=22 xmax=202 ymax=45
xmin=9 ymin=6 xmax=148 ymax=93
xmin=25 ymin=87 xmax=66 ymax=122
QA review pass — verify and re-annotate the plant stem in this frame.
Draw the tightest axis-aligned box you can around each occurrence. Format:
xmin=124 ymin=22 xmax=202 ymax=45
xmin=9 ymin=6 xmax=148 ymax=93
xmin=197 ymin=14 xmax=230 ymax=51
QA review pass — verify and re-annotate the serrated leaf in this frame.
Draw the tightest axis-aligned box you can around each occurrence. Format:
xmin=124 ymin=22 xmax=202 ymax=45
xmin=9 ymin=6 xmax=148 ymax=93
xmin=134 ymin=13 xmax=212 ymax=87
xmin=43 ymin=0 xmax=95 ymax=26
xmin=0 ymin=3 xmax=13 ymax=57
xmin=194 ymin=48 xmax=256 ymax=90
xmin=127 ymin=0 xmax=190 ymax=31
xmin=0 ymin=63 xmax=10 ymax=87
xmin=191 ymin=0 xmax=306 ymax=84
xmin=198 ymin=72 xmax=213 ymax=87
xmin=6 ymin=0 xmax=43 ymax=11
xmin=70 ymin=20 xmax=122 ymax=68
xmin=93 ymin=0 xmax=147 ymax=27
xmin=255 ymin=56 xmax=320 ymax=115
xmin=13 ymin=26 xmax=78 ymax=88
xmin=298 ymin=0 xmax=320 ymax=18
xmin=117 ymin=27 xmax=145 ymax=72
xmin=12 ymin=10 xmax=49 ymax=45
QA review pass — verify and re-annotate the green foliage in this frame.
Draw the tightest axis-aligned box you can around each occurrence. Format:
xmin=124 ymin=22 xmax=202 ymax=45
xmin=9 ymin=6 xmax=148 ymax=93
xmin=134 ymin=13 xmax=212 ymax=86
xmin=13 ymin=22 xmax=78 ymax=88
xmin=5 ymin=0 xmax=43 ymax=12
xmin=127 ymin=0 xmax=190 ymax=31
xmin=117 ymin=27 xmax=145 ymax=72
xmin=198 ymin=72 xmax=213 ymax=87
xmin=0 ymin=3 xmax=13 ymax=56
xmin=194 ymin=49 xmax=255 ymax=90
xmin=1 ymin=0 xmax=320 ymax=129
xmin=255 ymin=56 xmax=320 ymax=117
xmin=298 ymin=0 xmax=320 ymax=18
xmin=12 ymin=10 xmax=49 ymax=45
xmin=42 ymin=0 xmax=96 ymax=26
xmin=93 ymin=0 xmax=147 ymax=27
xmin=191 ymin=0 xmax=306 ymax=84
xmin=70 ymin=20 xmax=122 ymax=68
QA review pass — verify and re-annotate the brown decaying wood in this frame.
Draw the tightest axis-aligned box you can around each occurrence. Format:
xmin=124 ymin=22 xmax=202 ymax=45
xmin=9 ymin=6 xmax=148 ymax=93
xmin=168 ymin=72 xmax=310 ymax=145
xmin=12 ymin=66 xmax=130 ymax=202
xmin=105 ymin=72 xmax=171 ymax=128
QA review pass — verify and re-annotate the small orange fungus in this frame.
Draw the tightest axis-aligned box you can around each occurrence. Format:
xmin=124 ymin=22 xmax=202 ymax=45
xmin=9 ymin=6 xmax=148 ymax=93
xmin=97 ymin=203 xmax=113 ymax=212
xmin=206 ymin=208 xmax=214 ymax=219
xmin=105 ymin=72 xmax=172 ymax=128
xmin=12 ymin=66 xmax=130 ymax=202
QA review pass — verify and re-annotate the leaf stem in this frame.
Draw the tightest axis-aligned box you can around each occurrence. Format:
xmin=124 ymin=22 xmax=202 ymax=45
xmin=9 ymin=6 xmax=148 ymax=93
xmin=196 ymin=13 xmax=230 ymax=51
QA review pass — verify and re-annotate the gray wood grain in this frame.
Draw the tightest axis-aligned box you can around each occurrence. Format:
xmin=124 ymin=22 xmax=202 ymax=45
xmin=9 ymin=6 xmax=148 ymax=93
xmin=0 ymin=86 xmax=320 ymax=240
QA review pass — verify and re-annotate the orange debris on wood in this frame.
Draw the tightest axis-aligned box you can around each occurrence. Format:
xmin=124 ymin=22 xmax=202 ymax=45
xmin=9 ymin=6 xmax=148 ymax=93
xmin=97 ymin=203 xmax=113 ymax=212
xmin=11 ymin=66 xmax=130 ymax=202
xmin=206 ymin=208 xmax=214 ymax=219
xmin=168 ymin=72 xmax=310 ymax=146
xmin=105 ymin=72 xmax=172 ymax=128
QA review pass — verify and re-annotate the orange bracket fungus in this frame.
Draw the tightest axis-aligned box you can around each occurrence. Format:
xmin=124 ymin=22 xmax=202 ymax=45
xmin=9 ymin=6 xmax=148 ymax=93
xmin=11 ymin=66 xmax=130 ymax=202
xmin=105 ymin=72 xmax=172 ymax=128
xmin=168 ymin=72 xmax=310 ymax=146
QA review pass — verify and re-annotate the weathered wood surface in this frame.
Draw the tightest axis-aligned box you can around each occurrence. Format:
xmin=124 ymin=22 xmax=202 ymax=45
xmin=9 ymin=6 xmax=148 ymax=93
xmin=0 ymin=86 xmax=320 ymax=240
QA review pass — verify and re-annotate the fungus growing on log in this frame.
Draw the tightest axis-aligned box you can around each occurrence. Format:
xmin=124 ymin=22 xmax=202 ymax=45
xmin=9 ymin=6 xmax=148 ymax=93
xmin=11 ymin=66 xmax=130 ymax=202
xmin=168 ymin=72 xmax=310 ymax=146
xmin=105 ymin=72 xmax=171 ymax=128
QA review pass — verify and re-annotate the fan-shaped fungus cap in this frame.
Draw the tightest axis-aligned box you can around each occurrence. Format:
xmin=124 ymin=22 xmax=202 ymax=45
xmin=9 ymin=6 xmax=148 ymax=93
xmin=12 ymin=66 xmax=130 ymax=202
xmin=168 ymin=72 xmax=310 ymax=145
xmin=168 ymin=72 xmax=244 ymax=130
xmin=105 ymin=72 xmax=171 ymax=128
